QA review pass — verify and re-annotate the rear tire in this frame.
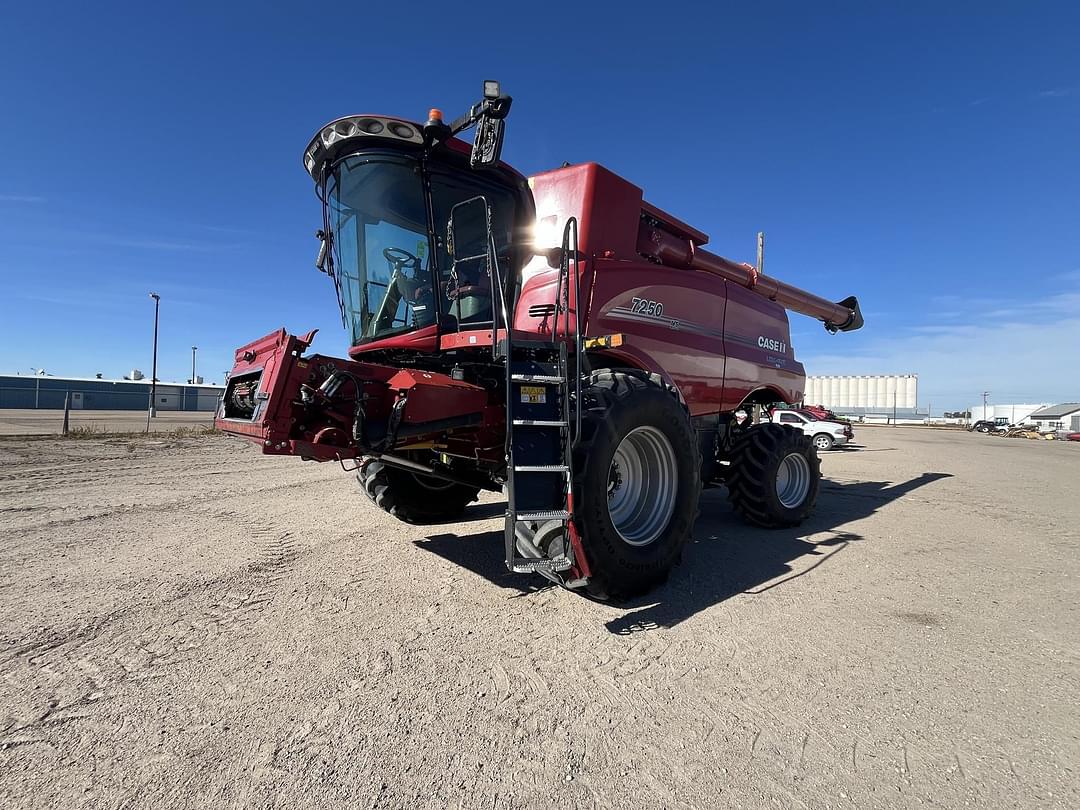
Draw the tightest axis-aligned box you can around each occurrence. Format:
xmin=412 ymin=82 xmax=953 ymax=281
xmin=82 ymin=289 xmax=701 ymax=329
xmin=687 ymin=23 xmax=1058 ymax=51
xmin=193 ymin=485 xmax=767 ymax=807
xmin=573 ymin=370 xmax=701 ymax=601
xmin=357 ymin=456 xmax=480 ymax=524
xmin=727 ymin=423 xmax=820 ymax=528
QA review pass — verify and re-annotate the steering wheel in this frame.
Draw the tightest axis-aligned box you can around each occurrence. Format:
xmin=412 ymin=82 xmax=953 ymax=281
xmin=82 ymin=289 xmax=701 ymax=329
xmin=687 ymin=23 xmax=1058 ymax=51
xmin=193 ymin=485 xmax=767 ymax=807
xmin=382 ymin=246 xmax=429 ymax=304
xmin=382 ymin=246 xmax=419 ymax=273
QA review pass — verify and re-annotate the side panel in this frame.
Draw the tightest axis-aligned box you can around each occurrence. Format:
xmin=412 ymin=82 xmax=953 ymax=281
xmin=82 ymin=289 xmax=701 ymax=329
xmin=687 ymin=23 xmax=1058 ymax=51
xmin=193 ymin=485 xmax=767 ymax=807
xmin=526 ymin=163 xmax=643 ymax=260
xmin=513 ymin=263 xmax=585 ymax=339
xmin=586 ymin=259 xmax=804 ymax=415
xmin=719 ymin=282 xmax=805 ymax=409
xmin=587 ymin=260 xmax=727 ymax=417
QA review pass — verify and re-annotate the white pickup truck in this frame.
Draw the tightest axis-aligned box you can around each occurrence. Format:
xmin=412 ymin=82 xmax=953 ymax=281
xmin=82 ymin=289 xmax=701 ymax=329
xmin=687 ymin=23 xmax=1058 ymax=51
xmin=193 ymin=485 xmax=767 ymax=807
xmin=767 ymin=409 xmax=853 ymax=451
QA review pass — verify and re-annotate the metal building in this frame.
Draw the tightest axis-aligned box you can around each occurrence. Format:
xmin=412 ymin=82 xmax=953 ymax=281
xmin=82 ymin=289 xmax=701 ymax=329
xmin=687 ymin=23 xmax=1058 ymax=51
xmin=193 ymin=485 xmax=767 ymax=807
xmin=804 ymin=374 xmax=919 ymax=417
xmin=1027 ymin=403 xmax=1080 ymax=432
xmin=969 ymin=402 xmax=1055 ymax=428
xmin=0 ymin=374 xmax=223 ymax=412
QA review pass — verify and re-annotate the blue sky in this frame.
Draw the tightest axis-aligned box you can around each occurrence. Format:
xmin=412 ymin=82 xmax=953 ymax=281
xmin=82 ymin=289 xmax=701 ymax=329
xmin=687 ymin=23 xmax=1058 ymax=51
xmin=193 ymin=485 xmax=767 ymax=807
xmin=1 ymin=2 xmax=1077 ymax=408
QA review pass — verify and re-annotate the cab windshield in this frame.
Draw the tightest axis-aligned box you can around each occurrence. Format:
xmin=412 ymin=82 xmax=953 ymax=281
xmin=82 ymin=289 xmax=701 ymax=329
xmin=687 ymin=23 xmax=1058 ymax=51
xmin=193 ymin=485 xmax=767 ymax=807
xmin=326 ymin=154 xmax=433 ymax=344
xmin=325 ymin=151 xmax=521 ymax=345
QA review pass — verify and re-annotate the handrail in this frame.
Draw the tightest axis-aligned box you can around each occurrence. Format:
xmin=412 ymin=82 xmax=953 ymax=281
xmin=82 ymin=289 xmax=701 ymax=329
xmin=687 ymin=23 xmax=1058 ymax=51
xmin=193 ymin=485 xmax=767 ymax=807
xmin=560 ymin=217 xmax=582 ymax=444
xmin=489 ymin=230 xmax=511 ymax=361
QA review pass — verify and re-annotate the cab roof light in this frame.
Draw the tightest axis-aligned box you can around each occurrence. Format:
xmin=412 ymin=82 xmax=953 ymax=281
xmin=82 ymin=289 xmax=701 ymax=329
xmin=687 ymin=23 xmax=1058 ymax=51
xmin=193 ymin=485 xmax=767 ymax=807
xmin=303 ymin=115 xmax=424 ymax=177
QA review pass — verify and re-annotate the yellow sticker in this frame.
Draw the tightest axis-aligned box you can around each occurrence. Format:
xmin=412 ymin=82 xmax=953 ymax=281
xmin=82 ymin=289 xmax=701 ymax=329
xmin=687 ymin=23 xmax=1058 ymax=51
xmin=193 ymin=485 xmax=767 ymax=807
xmin=520 ymin=385 xmax=546 ymax=404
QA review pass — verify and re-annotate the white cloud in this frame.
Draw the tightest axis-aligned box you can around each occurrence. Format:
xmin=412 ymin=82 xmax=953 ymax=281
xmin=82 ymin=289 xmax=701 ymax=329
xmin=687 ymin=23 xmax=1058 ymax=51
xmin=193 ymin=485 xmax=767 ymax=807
xmin=801 ymin=286 xmax=1080 ymax=407
xmin=0 ymin=193 xmax=45 ymax=203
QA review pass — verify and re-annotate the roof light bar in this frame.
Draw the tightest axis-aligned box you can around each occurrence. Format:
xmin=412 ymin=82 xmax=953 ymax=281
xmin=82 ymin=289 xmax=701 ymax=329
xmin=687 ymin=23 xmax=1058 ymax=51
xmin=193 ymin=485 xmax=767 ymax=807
xmin=303 ymin=115 xmax=424 ymax=177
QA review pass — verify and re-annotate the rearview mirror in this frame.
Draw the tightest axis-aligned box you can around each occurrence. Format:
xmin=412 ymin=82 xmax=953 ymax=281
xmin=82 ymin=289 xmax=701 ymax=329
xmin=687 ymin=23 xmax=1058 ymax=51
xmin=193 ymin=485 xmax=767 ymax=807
xmin=315 ymin=229 xmax=330 ymax=274
xmin=447 ymin=196 xmax=492 ymax=264
xmin=471 ymin=116 xmax=505 ymax=168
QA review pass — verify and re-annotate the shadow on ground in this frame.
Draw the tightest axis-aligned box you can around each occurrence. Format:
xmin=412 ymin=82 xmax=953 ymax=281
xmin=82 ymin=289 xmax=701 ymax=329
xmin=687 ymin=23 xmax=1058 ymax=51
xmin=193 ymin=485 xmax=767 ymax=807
xmin=415 ymin=472 xmax=952 ymax=627
xmin=417 ymin=528 xmax=556 ymax=597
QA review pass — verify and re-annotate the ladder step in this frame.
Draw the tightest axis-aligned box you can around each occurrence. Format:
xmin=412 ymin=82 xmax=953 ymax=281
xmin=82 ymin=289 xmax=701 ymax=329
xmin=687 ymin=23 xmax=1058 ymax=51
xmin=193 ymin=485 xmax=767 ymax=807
xmin=511 ymin=374 xmax=564 ymax=383
xmin=512 ymin=419 xmax=567 ymax=427
xmin=514 ymin=465 xmax=569 ymax=473
xmin=511 ymin=339 xmax=561 ymax=350
xmin=515 ymin=510 xmax=570 ymax=522
xmin=512 ymin=556 xmax=573 ymax=573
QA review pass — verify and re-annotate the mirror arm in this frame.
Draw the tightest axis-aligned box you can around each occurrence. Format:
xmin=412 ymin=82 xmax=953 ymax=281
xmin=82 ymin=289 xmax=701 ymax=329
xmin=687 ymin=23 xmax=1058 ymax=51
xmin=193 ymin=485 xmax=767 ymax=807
xmin=448 ymin=95 xmax=512 ymax=138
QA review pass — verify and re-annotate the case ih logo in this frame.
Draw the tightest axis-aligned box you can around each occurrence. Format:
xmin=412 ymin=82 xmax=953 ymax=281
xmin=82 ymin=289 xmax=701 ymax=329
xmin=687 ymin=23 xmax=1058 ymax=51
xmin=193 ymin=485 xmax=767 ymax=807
xmin=758 ymin=335 xmax=787 ymax=353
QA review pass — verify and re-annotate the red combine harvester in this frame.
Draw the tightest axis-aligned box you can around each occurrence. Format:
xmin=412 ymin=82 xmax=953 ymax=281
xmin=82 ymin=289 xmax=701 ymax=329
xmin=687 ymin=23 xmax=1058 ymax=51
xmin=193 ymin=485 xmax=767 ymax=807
xmin=217 ymin=82 xmax=864 ymax=599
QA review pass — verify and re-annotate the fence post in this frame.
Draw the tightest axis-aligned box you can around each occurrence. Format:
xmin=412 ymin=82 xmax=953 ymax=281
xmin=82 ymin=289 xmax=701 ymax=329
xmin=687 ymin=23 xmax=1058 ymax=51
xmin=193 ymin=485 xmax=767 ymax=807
xmin=62 ymin=392 xmax=70 ymax=435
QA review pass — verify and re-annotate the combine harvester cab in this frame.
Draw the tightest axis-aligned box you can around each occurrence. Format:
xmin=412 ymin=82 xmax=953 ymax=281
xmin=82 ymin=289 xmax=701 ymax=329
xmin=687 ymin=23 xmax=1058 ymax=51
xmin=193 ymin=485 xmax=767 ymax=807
xmin=217 ymin=81 xmax=863 ymax=600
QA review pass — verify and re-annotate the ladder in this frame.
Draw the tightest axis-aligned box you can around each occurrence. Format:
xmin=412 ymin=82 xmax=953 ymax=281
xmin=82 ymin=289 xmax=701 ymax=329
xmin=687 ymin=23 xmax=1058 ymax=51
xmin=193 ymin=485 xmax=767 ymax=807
xmin=502 ymin=219 xmax=582 ymax=581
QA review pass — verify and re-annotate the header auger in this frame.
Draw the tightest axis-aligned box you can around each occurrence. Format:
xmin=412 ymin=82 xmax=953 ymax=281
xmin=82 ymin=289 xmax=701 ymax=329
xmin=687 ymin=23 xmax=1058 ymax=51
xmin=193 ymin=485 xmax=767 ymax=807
xmin=217 ymin=81 xmax=863 ymax=599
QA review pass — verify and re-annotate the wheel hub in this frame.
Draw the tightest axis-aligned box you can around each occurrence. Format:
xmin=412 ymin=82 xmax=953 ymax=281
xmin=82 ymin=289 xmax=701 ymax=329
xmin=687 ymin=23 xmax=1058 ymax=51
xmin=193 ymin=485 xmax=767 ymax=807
xmin=775 ymin=452 xmax=811 ymax=508
xmin=606 ymin=426 xmax=678 ymax=546
xmin=607 ymin=462 xmax=623 ymax=496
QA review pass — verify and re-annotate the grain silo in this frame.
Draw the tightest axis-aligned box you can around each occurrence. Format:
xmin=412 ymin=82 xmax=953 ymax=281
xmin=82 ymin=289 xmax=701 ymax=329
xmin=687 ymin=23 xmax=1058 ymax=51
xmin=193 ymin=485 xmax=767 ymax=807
xmin=903 ymin=375 xmax=917 ymax=408
xmin=802 ymin=374 xmax=922 ymax=419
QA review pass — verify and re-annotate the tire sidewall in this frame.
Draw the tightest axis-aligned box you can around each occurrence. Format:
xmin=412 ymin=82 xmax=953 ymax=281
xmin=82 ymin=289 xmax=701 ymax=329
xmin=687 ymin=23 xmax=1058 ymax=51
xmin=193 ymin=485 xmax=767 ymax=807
xmin=727 ymin=423 xmax=821 ymax=528
xmin=358 ymin=455 xmax=479 ymax=523
xmin=760 ymin=434 xmax=821 ymax=523
xmin=576 ymin=373 xmax=700 ymax=596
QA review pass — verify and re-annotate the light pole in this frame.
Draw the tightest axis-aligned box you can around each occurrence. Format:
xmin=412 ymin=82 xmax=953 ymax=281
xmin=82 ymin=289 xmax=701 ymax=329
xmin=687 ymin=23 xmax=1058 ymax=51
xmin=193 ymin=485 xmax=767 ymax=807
xmin=147 ymin=293 xmax=160 ymax=430
xmin=981 ymin=391 xmax=990 ymax=422
xmin=191 ymin=346 xmax=198 ymax=384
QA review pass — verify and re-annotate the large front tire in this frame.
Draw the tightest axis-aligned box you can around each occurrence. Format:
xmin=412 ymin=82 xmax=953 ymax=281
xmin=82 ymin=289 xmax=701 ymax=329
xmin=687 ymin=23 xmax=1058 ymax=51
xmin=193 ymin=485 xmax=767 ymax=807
xmin=727 ymin=423 xmax=820 ymax=528
xmin=357 ymin=456 xmax=480 ymax=524
xmin=573 ymin=371 xmax=701 ymax=600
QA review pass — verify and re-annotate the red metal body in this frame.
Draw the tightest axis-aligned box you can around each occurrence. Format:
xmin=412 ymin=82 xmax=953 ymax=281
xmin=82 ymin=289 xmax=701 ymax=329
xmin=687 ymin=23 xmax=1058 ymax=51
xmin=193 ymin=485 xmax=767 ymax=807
xmin=217 ymin=142 xmax=861 ymax=466
xmin=514 ymin=163 xmax=809 ymax=412
xmin=218 ymin=328 xmax=502 ymax=462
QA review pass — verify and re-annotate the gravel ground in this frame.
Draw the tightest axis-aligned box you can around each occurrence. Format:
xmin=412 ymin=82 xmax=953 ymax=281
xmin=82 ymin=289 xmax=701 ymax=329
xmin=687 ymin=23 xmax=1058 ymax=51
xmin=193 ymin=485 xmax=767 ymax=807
xmin=0 ymin=428 xmax=1077 ymax=809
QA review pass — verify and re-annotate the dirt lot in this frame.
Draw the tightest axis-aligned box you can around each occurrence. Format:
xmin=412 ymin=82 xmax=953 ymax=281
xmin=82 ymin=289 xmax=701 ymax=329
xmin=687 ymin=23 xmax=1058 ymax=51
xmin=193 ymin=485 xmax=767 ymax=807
xmin=0 ymin=428 xmax=1077 ymax=808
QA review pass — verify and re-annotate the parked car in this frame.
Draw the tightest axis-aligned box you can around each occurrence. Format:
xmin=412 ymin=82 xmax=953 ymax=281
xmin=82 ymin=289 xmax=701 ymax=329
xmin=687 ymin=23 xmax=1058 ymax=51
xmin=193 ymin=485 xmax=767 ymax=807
xmin=970 ymin=419 xmax=1010 ymax=434
xmin=768 ymin=409 xmax=853 ymax=451
xmin=1068 ymin=432 xmax=1080 ymax=442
